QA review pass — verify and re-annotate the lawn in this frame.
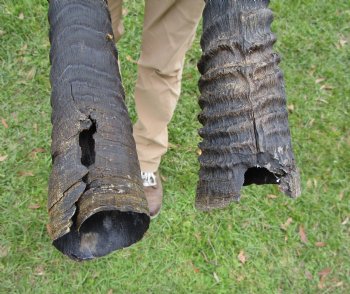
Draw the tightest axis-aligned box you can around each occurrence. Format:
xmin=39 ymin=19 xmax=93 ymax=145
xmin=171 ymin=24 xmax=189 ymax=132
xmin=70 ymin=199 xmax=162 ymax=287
xmin=0 ymin=0 xmax=349 ymax=292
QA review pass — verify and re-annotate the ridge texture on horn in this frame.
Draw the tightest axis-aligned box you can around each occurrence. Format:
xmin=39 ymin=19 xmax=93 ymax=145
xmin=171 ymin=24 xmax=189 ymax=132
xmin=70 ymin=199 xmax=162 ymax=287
xmin=196 ymin=0 xmax=301 ymax=210
xmin=47 ymin=0 xmax=150 ymax=261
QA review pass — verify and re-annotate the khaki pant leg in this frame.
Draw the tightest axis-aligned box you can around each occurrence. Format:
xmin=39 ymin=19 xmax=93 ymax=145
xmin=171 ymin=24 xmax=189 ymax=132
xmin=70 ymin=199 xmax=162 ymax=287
xmin=133 ymin=0 xmax=204 ymax=172
xmin=108 ymin=0 xmax=124 ymax=42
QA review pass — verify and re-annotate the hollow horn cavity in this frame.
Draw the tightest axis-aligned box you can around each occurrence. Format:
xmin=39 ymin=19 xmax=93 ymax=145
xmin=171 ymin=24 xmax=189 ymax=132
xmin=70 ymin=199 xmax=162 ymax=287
xmin=47 ymin=0 xmax=150 ymax=261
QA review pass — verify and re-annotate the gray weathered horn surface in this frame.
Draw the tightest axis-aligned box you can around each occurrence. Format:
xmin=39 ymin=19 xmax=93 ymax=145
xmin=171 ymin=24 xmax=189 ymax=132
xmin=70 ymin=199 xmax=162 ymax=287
xmin=196 ymin=0 xmax=301 ymax=210
xmin=47 ymin=0 xmax=149 ymax=261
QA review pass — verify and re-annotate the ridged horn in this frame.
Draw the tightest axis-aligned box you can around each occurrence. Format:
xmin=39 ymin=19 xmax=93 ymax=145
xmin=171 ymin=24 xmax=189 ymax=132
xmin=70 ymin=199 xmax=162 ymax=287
xmin=47 ymin=0 xmax=150 ymax=261
xmin=196 ymin=0 xmax=301 ymax=210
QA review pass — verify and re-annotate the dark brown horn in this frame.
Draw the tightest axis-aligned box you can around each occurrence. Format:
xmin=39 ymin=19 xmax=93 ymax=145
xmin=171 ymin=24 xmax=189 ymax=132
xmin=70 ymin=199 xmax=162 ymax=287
xmin=47 ymin=0 xmax=150 ymax=260
xmin=196 ymin=0 xmax=301 ymax=210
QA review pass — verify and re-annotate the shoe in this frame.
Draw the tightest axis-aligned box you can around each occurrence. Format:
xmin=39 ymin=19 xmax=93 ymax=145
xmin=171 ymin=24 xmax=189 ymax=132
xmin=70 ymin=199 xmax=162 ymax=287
xmin=141 ymin=171 xmax=163 ymax=219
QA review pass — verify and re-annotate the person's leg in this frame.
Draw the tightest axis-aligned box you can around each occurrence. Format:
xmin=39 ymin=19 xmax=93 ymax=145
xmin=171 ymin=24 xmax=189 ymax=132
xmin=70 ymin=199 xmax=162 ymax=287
xmin=133 ymin=0 xmax=205 ymax=173
xmin=108 ymin=0 xmax=124 ymax=42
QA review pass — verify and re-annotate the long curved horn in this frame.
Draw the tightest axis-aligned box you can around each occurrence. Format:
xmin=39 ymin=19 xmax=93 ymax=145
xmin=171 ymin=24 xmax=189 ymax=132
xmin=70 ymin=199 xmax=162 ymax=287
xmin=47 ymin=0 xmax=150 ymax=260
xmin=196 ymin=0 xmax=301 ymax=210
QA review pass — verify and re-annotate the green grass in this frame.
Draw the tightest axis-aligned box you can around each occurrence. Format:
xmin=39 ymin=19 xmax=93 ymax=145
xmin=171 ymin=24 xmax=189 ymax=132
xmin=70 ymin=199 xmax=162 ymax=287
xmin=0 ymin=0 xmax=349 ymax=292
